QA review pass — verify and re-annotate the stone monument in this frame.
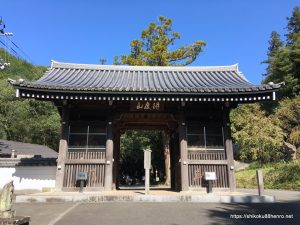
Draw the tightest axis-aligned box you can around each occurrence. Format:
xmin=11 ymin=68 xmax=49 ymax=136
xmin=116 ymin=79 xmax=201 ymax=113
xmin=0 ymin=181 xmax=15 ymax=218
xmin=0 ymin=181 xmax=30 ymax=225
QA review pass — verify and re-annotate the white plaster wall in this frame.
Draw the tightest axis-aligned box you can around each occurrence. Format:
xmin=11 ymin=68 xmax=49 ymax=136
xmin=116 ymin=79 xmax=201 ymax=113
xmin=0 ymin=166 xmax=56 ymax=190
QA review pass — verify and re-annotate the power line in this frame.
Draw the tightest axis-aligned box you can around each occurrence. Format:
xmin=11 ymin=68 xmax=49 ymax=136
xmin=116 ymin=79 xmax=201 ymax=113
xmin=6 ymin=36 xmax=34 ymax=63
xmin=0 ymin=38 xmax=21 ymax=59
xmin=0 ymin=16 xmax=35 ymax=66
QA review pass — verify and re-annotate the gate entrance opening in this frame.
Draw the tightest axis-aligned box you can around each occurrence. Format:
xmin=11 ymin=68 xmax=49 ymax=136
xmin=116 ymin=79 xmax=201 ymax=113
xmin=117 ymin=130 xmax=169 ymax=190
xmin=112 ymin=112 xmax=181 ymax=191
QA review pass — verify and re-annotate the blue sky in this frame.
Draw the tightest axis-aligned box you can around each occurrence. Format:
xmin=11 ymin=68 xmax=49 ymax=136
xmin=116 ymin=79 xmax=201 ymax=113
xmin=1 ymin=0 xmax=299 ymax=84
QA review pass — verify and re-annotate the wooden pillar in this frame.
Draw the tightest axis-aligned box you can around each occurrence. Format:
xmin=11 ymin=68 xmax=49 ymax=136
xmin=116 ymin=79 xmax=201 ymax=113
xmin=170 ymin=132 xmax=176 ymax=190
xmin=173 ymin=132 xmax=181 ymax=191
xmin=223 ymin=104 xmax=236 ymax=192
xmin=104 ymin=120 xmax=114 ymax=191
xmin=179 ymin=114 xmax=189 ymax=191
xmin=113 ymin=131 xmax=120 ymax=190
xmin=55 ymin=105 xmax=69 ymax=191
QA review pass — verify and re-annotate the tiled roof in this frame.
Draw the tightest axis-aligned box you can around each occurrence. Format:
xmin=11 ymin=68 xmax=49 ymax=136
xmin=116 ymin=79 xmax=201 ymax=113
xmin=0 ymin=139 xmax=58 ymax=158
xmin=0 ymin=158 xmax=57 ymax=167
xmin=12 ymin=61 xmax=280 ymax=94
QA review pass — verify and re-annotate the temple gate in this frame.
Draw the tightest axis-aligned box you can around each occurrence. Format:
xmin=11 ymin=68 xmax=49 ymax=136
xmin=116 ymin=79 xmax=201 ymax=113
xmin=10 ymin=61 xmax=281 ymax=192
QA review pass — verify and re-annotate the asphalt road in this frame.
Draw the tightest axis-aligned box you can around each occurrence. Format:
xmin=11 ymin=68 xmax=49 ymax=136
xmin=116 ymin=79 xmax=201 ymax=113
xmin=12 ymin=189 xmax=300 ymax=225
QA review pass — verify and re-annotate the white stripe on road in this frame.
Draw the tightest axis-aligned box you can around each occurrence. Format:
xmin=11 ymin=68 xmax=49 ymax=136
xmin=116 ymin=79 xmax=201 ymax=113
xmin=47 ymin=202 xmax=80 ymax=225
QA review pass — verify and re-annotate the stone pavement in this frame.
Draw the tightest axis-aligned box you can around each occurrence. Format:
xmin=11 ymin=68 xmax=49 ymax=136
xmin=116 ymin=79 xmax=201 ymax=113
xmin=15 ymin=189 xmax=275 ymax=203
xmin=11 ymin=189 xmax=300 ymax=225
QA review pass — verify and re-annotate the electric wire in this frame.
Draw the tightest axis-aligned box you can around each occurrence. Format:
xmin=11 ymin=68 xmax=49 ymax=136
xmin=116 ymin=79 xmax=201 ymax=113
xmin=0 ymin=38 xmax=21 ymax=59
xmin=0 ymin=17 xmax=35 ymax=66
xmin=6 ymin=36 xmax=34 ymax=63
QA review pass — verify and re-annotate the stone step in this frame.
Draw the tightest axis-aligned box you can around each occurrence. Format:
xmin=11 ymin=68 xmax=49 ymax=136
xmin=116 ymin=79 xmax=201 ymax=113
xmin=16 ymin=194 xmax=275 ymax=203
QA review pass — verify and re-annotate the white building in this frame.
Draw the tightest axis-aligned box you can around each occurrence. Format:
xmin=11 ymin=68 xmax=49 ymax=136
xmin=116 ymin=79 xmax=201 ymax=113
xmin=0 ymin=140 xmax=57 ymax=191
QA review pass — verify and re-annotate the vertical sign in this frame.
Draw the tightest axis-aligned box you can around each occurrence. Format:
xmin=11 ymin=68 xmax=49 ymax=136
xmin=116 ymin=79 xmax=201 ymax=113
xmin=144 ymin=149 xmax=152 ymax=195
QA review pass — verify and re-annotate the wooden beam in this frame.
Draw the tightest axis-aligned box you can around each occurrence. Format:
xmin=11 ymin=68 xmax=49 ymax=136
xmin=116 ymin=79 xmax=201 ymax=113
xmin=55 ymin=105 xmax=69 ymax=191
xmin=179 ymin=114 xmax=189 ymax=191
xmin=104 ymin=120 xmax=114 ymax=191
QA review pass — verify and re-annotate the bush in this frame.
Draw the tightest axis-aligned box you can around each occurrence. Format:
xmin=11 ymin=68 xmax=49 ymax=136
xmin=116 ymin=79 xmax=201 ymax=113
xmin=236 ymin=160 xmax=300 ymax=190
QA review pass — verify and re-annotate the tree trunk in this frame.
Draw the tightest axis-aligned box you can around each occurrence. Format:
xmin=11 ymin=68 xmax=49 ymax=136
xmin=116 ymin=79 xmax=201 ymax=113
xmin=284 ymin=141 xmax=297 ymax=160
xmin=162 ymin=132 xmax=171 ymax=186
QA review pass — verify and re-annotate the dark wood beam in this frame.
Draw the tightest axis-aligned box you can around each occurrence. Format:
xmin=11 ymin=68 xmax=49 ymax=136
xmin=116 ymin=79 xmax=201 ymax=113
xmin=55 ymin=105 xmax=69 ymax=191
xmin=223 ymin=105 xmax=236 ymax=192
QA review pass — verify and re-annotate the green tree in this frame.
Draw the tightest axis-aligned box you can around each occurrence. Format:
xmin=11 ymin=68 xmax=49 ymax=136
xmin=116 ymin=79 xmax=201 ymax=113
xmin=120 ymin=131 xmax=150 ymax=178
xmin=286 ymin=6 xmax=300 ymax=45
xmin=263 ymin=7 xmax=300 ymax=97
xmin=275 ymin=95 xmax=300 ymax=160
xmin=115 ymin=16 xmax=206 ymax=185
xmin=231 ymin=104 xmax=285 ymax=163
xmin=115 ymin=16 xmax=206 ymax=66
xmin=0 ymin=48 xmax=45 ymax=81
xmin=0 ymin=49 xmax=60 ymax=150
xmin=120 ymin=130 xmax=164 ymax=181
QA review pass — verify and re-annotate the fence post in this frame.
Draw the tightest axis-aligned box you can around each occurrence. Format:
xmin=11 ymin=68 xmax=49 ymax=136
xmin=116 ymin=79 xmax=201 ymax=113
xmin=256 ymin=170 xmax=264 ymax=196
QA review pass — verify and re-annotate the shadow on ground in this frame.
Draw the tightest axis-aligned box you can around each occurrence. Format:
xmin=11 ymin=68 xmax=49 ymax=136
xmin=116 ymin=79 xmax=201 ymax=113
xmin=207 ymin=200 xmax=300 ymax=225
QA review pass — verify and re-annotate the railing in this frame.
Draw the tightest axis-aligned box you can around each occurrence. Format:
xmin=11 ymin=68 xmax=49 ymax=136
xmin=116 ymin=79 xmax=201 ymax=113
xmin=67 ymin=151 xmax=105 ymax=160
xmin=187 ymin=150 xmax=228 ymax=188
xmin=188 ymin=150 xmax=226 ymax=160
xmin=188 ymin=164 xmax=229 ymax=188
xmin=64 ymin=164 xmax=105 ymax=188
xmin=64 ymin=150 xmax=106 ymax=188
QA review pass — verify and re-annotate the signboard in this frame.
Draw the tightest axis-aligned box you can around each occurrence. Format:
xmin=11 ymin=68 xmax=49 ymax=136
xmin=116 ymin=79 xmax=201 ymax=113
xmin=204 ymin=172 xmax=216 ymax=181
xmin=130 ymin=101 xmax=164 ymax=111
xmin=77 ymin=171 xmax=88 ymax=181
xmin=144 ymin=149 xmax=152 ymax=169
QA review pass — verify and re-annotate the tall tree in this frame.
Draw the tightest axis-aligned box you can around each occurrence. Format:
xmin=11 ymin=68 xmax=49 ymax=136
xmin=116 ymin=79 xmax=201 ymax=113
xmin=263 ymin=7 xmax=300 ymax=98
xmin=262 ymin=31 xmax=285 ymax=88
xmin=266 ymin=31 xmax=283 ymax=59
xmin=115 ymin=16 xmax=206 ymax=185
xmin=115 ymin=16 xmax=206 ymax=66
xmin=287 ymin=7 xmax=300 ymax=95
xmin=286 ymin=6 xmax=300 ymax=45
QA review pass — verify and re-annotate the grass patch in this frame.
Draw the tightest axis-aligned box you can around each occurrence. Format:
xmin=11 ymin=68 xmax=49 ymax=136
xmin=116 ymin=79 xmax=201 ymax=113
xmin=235 ymin=160 xmax=300 ymax=190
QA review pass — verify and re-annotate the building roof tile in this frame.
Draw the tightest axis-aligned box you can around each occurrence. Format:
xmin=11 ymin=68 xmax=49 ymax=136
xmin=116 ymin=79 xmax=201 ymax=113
xmin=12 ymin=61 xmax=281 ymax=94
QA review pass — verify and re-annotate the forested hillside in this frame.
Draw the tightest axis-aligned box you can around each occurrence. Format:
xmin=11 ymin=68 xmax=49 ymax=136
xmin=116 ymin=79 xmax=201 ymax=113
xmin=0 ymin=48 xmax=60 ymax=150
xmin=231 ymin=7 xmax=300 ymax=163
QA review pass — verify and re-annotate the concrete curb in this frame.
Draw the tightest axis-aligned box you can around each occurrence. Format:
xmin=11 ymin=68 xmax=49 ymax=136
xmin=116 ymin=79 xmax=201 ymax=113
xmin=16 ymin=194 xmax=275 ymax=203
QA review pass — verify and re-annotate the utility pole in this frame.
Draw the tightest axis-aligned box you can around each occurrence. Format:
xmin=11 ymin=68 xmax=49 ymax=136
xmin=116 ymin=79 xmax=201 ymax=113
xmin=0 ymin=17 xmax=13 ymax=70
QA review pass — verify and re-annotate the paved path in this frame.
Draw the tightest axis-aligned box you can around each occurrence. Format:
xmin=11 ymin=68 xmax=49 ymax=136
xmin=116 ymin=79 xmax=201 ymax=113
xmin=12 ymin=189 xmax=300 ymax=225
xmin=237 ymin=188 xmax=300 ymax=202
